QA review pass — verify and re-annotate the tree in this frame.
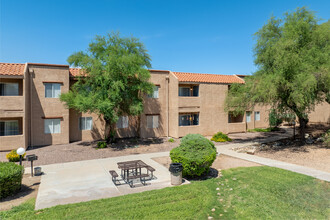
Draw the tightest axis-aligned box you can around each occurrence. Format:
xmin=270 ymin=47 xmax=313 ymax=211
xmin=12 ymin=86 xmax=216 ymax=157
xmin=226 ymin=7 xmax=330 ymax=142
xmin=60 ymin=32 xmax=154 ymax=143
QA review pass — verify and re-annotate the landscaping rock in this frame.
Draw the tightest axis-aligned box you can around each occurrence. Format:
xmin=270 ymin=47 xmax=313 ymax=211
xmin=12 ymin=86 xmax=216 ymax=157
xmin=247 ymin=149 xmax=255 ymax=155
xmin=306 ymin=138 xmax=314 ymax=144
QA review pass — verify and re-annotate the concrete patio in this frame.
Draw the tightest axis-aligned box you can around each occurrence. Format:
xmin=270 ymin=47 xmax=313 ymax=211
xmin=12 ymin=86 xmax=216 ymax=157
xmin=31 ymin=151 xmax=181 ymax=210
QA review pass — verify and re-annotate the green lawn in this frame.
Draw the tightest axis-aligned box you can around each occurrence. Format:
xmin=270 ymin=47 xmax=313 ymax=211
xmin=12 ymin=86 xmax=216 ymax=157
xmin=1 ymin=166 xmax=329 ymax=219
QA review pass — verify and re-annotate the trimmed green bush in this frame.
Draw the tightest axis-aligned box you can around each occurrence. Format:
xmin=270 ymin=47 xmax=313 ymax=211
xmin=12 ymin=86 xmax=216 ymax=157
xmin=168 ymin=138 xmax=175 ymax=143
xmin=97 ymin=141 xmax=107 ymax=149
xmin=211 ymin=132 xmax=232 ymax=142
xmin=0 ymin=162 xmax=24 ymax=199
xmin=170 ymin=134 xmax=217 ymax=177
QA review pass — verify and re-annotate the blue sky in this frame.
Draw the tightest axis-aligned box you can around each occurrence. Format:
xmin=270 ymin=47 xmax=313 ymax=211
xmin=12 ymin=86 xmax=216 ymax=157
xmin=0 ymin=0 xmax=329 ymax=75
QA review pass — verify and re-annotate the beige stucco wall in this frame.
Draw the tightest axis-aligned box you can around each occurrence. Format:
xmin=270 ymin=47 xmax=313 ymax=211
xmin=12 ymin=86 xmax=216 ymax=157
xmin=69 ymin=109 xmax=106 ymax=142
xmin=28 ymin=65 xmax=70 ymax=146
xmin=168 ymin=72 xmax=179 ymax=138
xmin=308 ymin=102 xmax=330 ymax=124
xmin=140 ymin=71 xmax=169 ymax=138
xmin=0 ymin=77 xmax=26 ymax=151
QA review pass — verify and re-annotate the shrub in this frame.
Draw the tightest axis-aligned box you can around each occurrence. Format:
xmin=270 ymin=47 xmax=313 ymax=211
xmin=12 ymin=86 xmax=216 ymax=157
xmin=168 ymin=138 xmax=175 ymax=143
xmin=97 ymin=141 xmax=107 ymax=149
xmin=248 ymin=127 xmax=280 ymax=132
xmin=170 ymin=134 xmax=217 ymax=177
xmin=211 ymin=132 xmax=232 ymax=142
xmin=324 ymin=130 xmax=330 ymax=148
xmin=269 ymin=109 xmax=283 ymax=128
xmin=6 ymin=150 xmax=26 ymax=162
xmin=0 ymin=162 xmax=24 ymax=199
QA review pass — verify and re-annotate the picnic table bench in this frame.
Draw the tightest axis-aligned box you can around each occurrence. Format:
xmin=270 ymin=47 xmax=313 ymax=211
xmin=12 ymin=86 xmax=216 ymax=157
xmin=110 ymin=160 xmax=155 ymax=187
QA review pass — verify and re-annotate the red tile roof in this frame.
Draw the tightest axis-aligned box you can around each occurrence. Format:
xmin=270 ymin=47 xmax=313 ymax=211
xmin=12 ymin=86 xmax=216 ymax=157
xmin=69 ymin=68 xmax=84 ymax=77
xmin=173 ymin=72 xmax=245 ymax=84
xmin=0 ymin=63 xmax=25 ymax=76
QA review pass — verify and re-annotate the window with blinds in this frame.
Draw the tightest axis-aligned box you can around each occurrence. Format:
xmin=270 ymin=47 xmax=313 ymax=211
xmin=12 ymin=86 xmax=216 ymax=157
xmin=116 ymin=116 xmax=128 ymax=129
xmin=80 ymin=117 xmax=93 ymax=130
xmin=0 ymin=120 xmax=19 ymax=136
xmin=44 ymin=119 xmax=61 ymax=134
xmin=147 ymin=115 xmax=159 ymax=128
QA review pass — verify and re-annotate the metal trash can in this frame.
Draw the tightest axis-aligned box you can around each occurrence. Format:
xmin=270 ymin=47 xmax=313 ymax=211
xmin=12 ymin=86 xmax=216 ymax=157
xmin=169 ymin=163 xmax=183 ymax=185
xmin=34 ymin=167 xmax=42 ymax=176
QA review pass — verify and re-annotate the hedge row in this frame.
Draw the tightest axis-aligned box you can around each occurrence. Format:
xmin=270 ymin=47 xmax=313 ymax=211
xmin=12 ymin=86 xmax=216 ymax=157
xmin=0 ymin=162 xmax=24 ymax=199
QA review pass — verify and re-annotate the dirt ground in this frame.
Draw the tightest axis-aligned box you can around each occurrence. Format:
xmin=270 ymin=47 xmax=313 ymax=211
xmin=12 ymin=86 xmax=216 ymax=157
xmin=256 ymin=145 xmax=330 ymax=173
xmin=152 ymin=154 xmax=261 ymax=170
xmin=254 ymin=123 xmax=330 ymax=173
xmin=0 ymin=138 xmax=180 ymax=167
xmin=0 ymin=174 xmax=41 ymax=211
xmin=0 ymin=130 xmax=292 ymax=167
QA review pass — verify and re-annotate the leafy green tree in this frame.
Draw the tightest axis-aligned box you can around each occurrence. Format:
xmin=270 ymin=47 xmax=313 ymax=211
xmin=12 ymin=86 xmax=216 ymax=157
xmin=60 ymin=32 xmax=154 ymax=143
xmin=226 ymin=7 xmax=330 ymax=142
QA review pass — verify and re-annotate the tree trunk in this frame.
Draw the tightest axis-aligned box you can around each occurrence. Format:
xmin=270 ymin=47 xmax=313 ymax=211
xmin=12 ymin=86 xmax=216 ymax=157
xmin=298 ymin=117 xmax=308 ymax=144
xmin=104 ymin=119 xmax=115 ymax=144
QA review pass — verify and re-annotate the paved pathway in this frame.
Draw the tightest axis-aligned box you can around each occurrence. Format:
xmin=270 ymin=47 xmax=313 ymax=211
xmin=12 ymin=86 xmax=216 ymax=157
xmin=32 ymin=151 xmax=180 ymax=210
xmin=28 ymin=130 xmax=329 ymax=210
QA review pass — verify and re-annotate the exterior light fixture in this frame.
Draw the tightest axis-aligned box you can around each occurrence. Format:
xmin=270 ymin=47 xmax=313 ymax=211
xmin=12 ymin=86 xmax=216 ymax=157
xmin=17 ymin=147 xmax=26 ymax=166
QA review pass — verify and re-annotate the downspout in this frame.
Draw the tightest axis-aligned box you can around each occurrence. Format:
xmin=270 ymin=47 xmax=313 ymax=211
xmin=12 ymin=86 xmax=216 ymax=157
xmin=167 ymin=75 xmax=170 ymax=137
xmin=23 ymin=63 xmax=28 ymax=148
xmin=29 ymin=65 xmax=33 ymax=147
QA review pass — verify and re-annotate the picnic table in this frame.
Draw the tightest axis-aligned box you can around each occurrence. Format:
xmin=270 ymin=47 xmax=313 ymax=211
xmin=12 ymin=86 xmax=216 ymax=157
xmin=110 ymin=160 xmax=155 ymax=187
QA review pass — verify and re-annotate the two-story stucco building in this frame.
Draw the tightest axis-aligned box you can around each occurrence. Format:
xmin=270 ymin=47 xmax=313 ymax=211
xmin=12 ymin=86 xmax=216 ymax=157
xmin=1 ymin=62 xmax=329 ymax=151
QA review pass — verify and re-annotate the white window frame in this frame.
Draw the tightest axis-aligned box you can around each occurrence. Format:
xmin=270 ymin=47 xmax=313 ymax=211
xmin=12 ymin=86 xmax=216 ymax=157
xmin=147 ymin=115 xmax=159 ymax=128
xmin=116 ymin=116 xmax=129 ymax=129
xmin=148 ymin=86 xmax=159 ymax=98
xmin=246 ymin=111 xmax=251 ymax=123
xmin=80 ymin=117 xmax=93 ymax=130
xmin=0 ymin=82 xmax=19 ymax=96
xmin=0 ymin=120 xmax=19 ymax=136
xmin=45 ymin=83 xmax=61 ymax=98
xmin=44 ymin=119 xmax=61 ymax=134
xmin=254 ymin=111 xmax=260 ymax=121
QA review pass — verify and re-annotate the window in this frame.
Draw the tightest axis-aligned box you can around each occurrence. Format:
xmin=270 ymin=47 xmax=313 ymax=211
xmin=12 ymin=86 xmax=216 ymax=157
xmin=254 ymin=111 xmax=260 ymax=121
xmin=179 ymin=85 xmax=199 ymax=97
xmin=179 ymin=113 xmax=199 ymax=126
xmin=228 ymin=112 xmax=243 ymax=123
xmin=0 ymin=83 xmax=19 ymax=96
xmin=80 ymin=117 xmax=93 ymax=130
xmin=45 ymin=83 xmax=61 ymax=98
xmin=44 ymin=119 xmax=61 ymax=134
xmin=148 ymin=86 xmax=159 ymax=98
xmin=147 ymin=115 xmax=159 ymax=128
xmin=0 ymin=120 xmax=19 ymax=136
xmin=246 ymin=111 xmax=251 ymax=123
xmin=116 ymin=116 xmax=128 ymax=129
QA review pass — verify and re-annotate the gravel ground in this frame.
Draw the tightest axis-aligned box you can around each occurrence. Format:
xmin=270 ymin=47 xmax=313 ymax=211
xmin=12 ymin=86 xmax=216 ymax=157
xmin=256 ymin=145 xmax=330 ymax=173
xmin=152 ymin=154 xmax=261 ymax=170
xmin=0 ymin=131 xmax=292 ymax=167
xmin=0 ymin=138 xmax=180 ymax=167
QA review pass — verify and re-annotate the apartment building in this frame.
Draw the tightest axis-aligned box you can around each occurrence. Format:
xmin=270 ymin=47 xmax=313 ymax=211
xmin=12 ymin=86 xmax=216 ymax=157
xmin=1 ymin=62 xmax=329 ymax=151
